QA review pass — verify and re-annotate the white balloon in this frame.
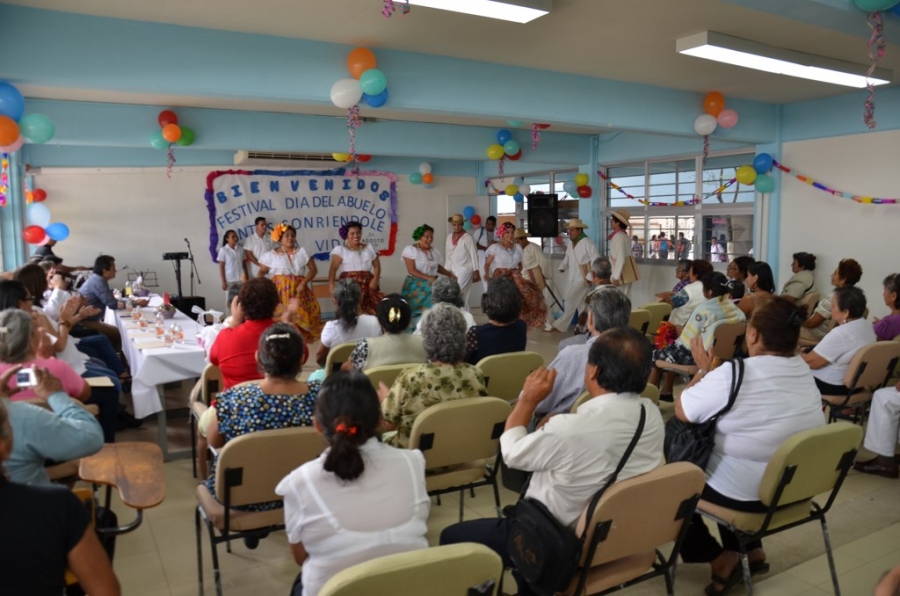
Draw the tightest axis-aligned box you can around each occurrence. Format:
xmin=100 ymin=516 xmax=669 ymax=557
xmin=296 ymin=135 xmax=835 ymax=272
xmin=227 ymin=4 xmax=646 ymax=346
xmin=330 ymin=78 xmax=363 ymax=109
xmin=418 ymin=162 xmax=432 ymax=175
xmin=518 ymin=184 xmax=531 ymax=195
xmin=693 ymin=114 xmax=717 ymax=136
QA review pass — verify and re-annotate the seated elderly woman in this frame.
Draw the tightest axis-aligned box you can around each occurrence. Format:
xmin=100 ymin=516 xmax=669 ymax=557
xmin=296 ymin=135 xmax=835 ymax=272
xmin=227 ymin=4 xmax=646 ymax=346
xmin=205 ymin=323 xmax=320 ymax=514
xmin=873 ymin=273 xmax=900 ymax=341
xmin=726 ymin=255 xmax=754 ymax=291
xmin=380 ymin=303 xmax=489 ymax=448
xmin=799 ymin=258 xmax=862 ymax=345
xmin=802 ymin=286 xmax=876 ymax=396
xmin=676 ymin=297 xmax=825 ymax=595
xmin=465 ymin=276 xmax=527 ymax=365
xmin=0 ymin=398 xmax=118 ymax=596
xmin=316 ymin=279 xmax=382 ymax=368
xmin=781 ymin=251 xmax=818 ymax=303
xmin=657 ymin=259 xmax=714 ymax=328
xmin=738 ymin=261 xmax=776 ymax=317
xmin=414 ymin=276 xmax=476 ymax=335
xmin=276 ymin=371 xmax=429 ymax=596
xmin=649 ymin=272 xmax=746 ymax=400
xmin=343 ymin=294 xmax=425 ymax=372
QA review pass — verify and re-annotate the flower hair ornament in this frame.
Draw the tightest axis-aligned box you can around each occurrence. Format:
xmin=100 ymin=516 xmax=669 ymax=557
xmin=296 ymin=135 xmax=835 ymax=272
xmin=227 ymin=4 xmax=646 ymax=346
xmin=338 ymin=222 xmax=351 ymax=240
xmin=388 ymin=306 xmax=403 ymax=323
xmin=335 ymin=422 xmax=358 ymax=436
xmin=266 ymin=333 xmax=291 ymax=341
xmin=411 ymin=225 xmax=428 ymax=241
xmin=271 ymin=223 xmax=290 ymax=242
xmin=499 ymin=222 xmax=516 ymax=234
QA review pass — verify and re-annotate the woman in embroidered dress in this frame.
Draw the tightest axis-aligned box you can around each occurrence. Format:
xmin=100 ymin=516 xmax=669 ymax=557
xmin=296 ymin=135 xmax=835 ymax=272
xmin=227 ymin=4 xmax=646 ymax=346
xmin=483 ymin=222 xmax=548 ymax=330
xmin=327 ymin=221 xmax=383 ymax=316
xmin=257 ymin=224 xmax=324 ymax=344
xmin=400 ymin=224 xmax=455 ymax=329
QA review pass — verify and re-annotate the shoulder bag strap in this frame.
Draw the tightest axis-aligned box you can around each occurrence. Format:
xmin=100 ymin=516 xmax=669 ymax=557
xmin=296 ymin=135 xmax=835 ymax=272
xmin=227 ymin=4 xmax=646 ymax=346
xmin=579 ymin=404 xmax=647 ymax=540
xmin=713 ymin=358 xmax=744 ymax=421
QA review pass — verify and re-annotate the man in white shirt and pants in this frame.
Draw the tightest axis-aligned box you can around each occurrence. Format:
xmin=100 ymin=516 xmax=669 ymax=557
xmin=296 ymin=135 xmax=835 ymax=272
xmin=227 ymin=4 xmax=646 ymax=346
xmin=439 ymin=326 xmax=664 ymax=596
xmin=473 ymin=216 xmax=496 ymax=293
xmin=444 ymin=214 xmax=480 ymax=311
xmin=608 ymin=210 xmax=633 ymax=296
xmin=242 ymin=217 xmax=275 ymax=279
xmin=549 ymin=218 xmax=600 ymax=332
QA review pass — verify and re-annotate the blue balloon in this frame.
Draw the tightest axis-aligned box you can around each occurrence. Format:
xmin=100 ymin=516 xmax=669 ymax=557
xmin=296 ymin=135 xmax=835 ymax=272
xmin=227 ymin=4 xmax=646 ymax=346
xmin=409 ymin=172 xmax=423 ymax=185
xmin=754 ymin=174 xmax=775 ymax=194
xmin=496 ymin=129 xmax=512 ymax=145
xmin=752 ymin=153 xmax=773 ymax=174
xmin=514 ymin=193 xmax=525 ymax=203
xmin=463 ymin=206 xmax=476 ymax=218
xmin=423 ymin=182 xmax=435 ymax=189
xmin=0 ymin=82 xmax=24 ymax=121
xmin=892 ymin=4 xmax=900 ymax=14
xmin=45 ymin=222 xmax=70 ymax=242
xmin=363 ymin=88 xmax=389 ymax=108
xmin=563 ymin=181 xmax=578 ymax=195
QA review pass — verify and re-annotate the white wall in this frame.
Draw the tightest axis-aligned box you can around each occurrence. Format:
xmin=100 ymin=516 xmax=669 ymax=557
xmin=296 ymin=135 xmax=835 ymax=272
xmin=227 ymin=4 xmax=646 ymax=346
xmin=780 ymin=131 xmax=900 ymax=319
xmin=33 ymin=166 xmax=476 ymax=312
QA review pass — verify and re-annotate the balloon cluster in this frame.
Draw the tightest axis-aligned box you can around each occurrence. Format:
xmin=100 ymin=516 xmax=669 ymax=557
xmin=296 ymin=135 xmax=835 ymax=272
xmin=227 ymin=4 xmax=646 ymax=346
xmin=693 ymin=92 xmax=738 ymax=162
xmin=735 ymin=153 xmax=775 ymax=194
xmin=486 ymin=129 xmax=522 ymax=162
xmin=409 ymin=162 xmax=436 ymax=189
xmin=22 ymin=189 xmax=70 ymax=245
xmin=562 ymin=173 xmax=593 ymax=199
xmin=490 ymin=177 xmax=531 ymax=203
xmin=150 ymin=110 xmax=195 ymax=178
xmin=332 ymin=48 xmax=389 ymax=110
xmin=0 ymin=81 xmax=56 ymax=152
xmin=461 ymin=205 xmax=481 ymax=231
xmin=853 ymin=0 xmax=900 ymax=10
xmin=332 ymin=153 xmax=372 ymax=163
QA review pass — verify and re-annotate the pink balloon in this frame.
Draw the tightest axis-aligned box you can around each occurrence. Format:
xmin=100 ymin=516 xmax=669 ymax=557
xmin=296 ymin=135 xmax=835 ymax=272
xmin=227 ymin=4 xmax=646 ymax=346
xmin=0 ymin=136 xmax=24 ymax=152
xmin=717 ymin=109 xmax=739 ymax=129
xmin=36 ymin=235 xmax=52 ymax=246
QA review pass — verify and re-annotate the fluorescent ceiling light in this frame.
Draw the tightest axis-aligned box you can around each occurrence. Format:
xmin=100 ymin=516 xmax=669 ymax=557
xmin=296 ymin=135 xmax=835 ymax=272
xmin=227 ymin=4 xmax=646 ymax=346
xmin=677 ymin=31 xmax=891 ymax=88
xmin=407 ymin=0 xmax=551 ymax=23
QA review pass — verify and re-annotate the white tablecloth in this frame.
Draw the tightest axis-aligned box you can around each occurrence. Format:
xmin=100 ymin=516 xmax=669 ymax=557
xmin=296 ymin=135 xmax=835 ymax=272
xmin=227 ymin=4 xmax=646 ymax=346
xmin=106 ymin=305 xmax=207 ymax=419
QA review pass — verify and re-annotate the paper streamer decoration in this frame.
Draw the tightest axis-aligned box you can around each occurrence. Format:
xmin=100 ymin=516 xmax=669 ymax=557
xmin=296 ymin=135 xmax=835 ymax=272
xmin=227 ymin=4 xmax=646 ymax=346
xmin=864 ymin=10 xmax=886 ymax=129
xmin=702 ymin=135 xmax=710 ymax=165
xmin=347 ymin=105 xmax=362 ymax=176
xmin=382 ymin=0 xmax=410 ymax=18
xmin=0 ymin=152 xmax=7 ymax=207
xmin=598 ymin=170 xmax=738 ymax=207
xmin=531 ymin=123 xmax=541 ymax=150
xmin=166 ymin=145 xmax=176 ymax=179
xmin=773 ymin=159 xmax=897 ymax=204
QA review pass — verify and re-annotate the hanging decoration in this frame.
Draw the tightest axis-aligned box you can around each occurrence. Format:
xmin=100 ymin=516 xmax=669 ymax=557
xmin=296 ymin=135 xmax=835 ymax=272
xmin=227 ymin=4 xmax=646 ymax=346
xmin=486 ymin=128 xmax=524 ymax=183
xmin=598 ymin=170 xmax=733 ymax=207
xmin=0 ymin=80 xmax=56 ymax=152
xmin=149 ymin=109 xmax=196 ymax=178
xmin=531 ymin=123 xmax=550 ymax=150
xmin=334 ymin=48 xmax=390 ymax=173
xmin=693 ymin=91 xmax=738 ymax=164
xmin=0 ymin=153 xmax=8 ymax=207
xmin=864 ymin=10 xmax=886 ymax=129
xmin=382 ymin=0 xmax=410 ymax=18
xmin=773 ymin=159 xmax=897 ymax=204
xmin=347 ymin=105 xmax=362 ymax=176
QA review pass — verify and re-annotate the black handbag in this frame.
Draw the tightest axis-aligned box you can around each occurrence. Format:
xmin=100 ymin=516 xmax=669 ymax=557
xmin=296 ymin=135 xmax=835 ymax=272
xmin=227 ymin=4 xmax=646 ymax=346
xmin=663 ymin=358 xmax=744 ymax=470
xmin=507 ymin=405 xmax=647 ymax=596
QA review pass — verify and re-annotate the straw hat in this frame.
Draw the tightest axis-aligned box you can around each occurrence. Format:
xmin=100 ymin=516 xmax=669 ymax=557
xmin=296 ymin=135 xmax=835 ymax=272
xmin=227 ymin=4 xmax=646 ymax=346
xmin=447 ymin=214 xmax=465 ymax=224
xmin=565 ymin=218 xmax=589 ymax=230
xmin=610 ymin=210 xmax=630 ymax=226
xmin=513 ymin=228 xmax=528 ymax=239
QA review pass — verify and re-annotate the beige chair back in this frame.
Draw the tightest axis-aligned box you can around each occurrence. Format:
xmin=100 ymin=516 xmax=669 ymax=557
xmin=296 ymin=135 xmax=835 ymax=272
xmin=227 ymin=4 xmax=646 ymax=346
xmin=758 ymin=422 xmax=862 ymax=507
xmin=213 ymin=426 xmax=326 ymax=508
xmin=640 ymin=302 xmax=672 ymax=333
xmin=629 ymin=309 xmax=652 ymax=335
xmin=200 ymin=364 xmax=223 ymax=407
xmin=365 ymin=363 xmax=417 ymax=391
xmin=475 ymin=352 xmax=544 ymax=401
xmin=842 ymin=341 xmax=900 ymax=389
xmin=324 ymin=341 xmax=358 ymax=377
xmin=800 ymin=292 xmax=821 ymax=310
xmin=574 ymin=463 xmax=706 ymax=568
xmin=711 ymin=322 xmax=747 ymax=361
xmin=318 ymin=543 xmax=503 ymax=596
xmin=408 ymin=397 xmax=512 ymax=470
xmin=571 ymin=390 xmax=591 ymax=413
xmin=573 ymin=384 xmax=658 ymax=413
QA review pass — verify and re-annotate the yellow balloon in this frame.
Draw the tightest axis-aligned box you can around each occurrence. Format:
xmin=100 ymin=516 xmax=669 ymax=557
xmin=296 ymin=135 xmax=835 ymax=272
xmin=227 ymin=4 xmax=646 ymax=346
xmin=574 ymin=173 xmax=589 ymax=187
xmin=505 ymin=184 xmax=519 ymax=196
xmin=332 ymin=152 xmax=351 ymax=162
xmin=486 ymin=144 xmax=505 ymax=161
xmin=736 ymin=165 xmax=757 ymax=185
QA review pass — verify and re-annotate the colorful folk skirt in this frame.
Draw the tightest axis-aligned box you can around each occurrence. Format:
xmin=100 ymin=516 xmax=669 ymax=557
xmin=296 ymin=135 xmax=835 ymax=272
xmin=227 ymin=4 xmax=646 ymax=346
xmin=271 ymin=274 xmax=324 ymax=344
xmin=495 ymin=268 xmax=549 ymax=331
xmin=401 ymin=275 xmax=432 ymax=330
xmin=339 ymin=270 xmax=384 ymax=316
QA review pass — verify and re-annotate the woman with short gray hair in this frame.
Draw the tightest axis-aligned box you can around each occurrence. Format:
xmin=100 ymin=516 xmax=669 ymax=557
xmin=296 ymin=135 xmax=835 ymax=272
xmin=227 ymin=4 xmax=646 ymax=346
xmin=316 ymin=279 xmax=382 ymax=368
xmin=380 ymin=303 xmax=489 ymax=448
xmin=413 ymin=277 xmax=476 ymax=335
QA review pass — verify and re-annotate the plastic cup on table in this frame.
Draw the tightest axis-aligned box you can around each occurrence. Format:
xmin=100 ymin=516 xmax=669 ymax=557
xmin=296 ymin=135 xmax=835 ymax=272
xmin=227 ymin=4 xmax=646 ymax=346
xmin=163 ymin=329 xmax=174 ymax=347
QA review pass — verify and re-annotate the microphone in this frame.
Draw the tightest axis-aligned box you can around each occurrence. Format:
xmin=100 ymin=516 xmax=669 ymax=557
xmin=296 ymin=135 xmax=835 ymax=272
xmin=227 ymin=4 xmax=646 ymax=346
xmin=184 ymin=238 xmax=190 ymax=245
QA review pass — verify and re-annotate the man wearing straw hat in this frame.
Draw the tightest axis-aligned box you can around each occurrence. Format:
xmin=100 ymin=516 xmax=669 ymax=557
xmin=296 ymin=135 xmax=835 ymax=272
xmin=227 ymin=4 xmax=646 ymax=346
xmin=549 ymin=218 xmax=599 ymax=333
xmin=445 ymin=214 xmax=480 ymax=311
xmin=609 ymin=210 xmax=633 ymax=296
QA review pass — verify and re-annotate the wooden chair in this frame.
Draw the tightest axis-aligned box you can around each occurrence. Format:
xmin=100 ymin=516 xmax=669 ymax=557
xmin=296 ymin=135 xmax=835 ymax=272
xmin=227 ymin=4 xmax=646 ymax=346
xmin=559 ymin=462 xmax=706 ymax=596
xmin=820 ymin=341 xmax=900 ymax=423
xmin=655 ymin=322 xmax=747 ymax=379
xmin=190 ymin=364 xmax=223 ymax=478
xmin=318 ymin=543 xmax=503 ymax=596
xmin=324 ymin=341 xmax=358 ymax=377
xmin=698 ymin=422 xmax=862 ymax=595
xmin=639 ymin=302 xmax=672 ymax=338
xmin=365 ymin=363 xmax=418 ymax=391
xmin=408 ymin=397 xmax=512 ymax=522
xmin=571 ymin=383 xmax=660 ymax=413
xmin=195 ymin=426 xmax=327 ymax=596
xmin=475 ymin=351 xmax=544 ymax=402
xmin=628 ymin=309 xmax=652 ymax=336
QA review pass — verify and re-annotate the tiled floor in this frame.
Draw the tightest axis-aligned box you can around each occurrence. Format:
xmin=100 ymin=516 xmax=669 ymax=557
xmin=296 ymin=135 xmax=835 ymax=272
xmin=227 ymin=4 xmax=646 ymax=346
xmin=106 ymin=312 xmax=900 ymax=595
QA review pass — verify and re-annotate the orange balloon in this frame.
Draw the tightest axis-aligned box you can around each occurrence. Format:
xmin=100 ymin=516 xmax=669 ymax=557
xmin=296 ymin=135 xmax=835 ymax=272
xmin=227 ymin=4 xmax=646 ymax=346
xmin=422 ymin=173 xmax=434 ymax=184
xmin=347 ymin=47 xmax=377 ymax=79
xmin=0 ymin=116 xmax=19 ymax=146
xmin=161 ymin=123 xmax=182 ymax=143
xmin=703 ymin=91 xmax=726 ymax=117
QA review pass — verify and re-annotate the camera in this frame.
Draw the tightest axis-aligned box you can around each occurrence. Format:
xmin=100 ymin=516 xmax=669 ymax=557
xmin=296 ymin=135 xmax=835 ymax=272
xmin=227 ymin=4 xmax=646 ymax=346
xmin=16 ymin=368 xmax=37 ymax=387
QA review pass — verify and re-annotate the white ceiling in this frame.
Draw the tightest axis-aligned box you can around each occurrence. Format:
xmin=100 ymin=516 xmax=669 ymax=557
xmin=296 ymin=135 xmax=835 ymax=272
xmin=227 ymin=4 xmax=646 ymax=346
xmin=7 ymin=0 xmax=899 ymax=111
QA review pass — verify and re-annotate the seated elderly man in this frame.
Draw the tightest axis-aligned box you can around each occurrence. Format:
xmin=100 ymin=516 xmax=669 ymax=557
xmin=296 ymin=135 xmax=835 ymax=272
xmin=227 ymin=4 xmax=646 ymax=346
xmin=77 ymin=255 xmax=147 ymax=352
xmin=559 ymin=256 xmax=618 ymax=350
xmin=380 ymin=303 xmax=488 ymax=448
xmin=536 ymin=286 xmax=632 ymax=417
xmin=440 ymin=326 xmax=664 ymax=596
xmin=854 ymin=380 xmax=900 ymax=479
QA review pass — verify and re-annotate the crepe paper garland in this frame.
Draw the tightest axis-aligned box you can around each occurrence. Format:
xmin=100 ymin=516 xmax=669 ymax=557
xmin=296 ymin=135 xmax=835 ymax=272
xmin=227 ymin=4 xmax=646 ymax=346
xmin=702 ymin=135 xmax=710 ymax=165
xmin=382 ymin=0 xmax=410 ymax=18
xmin=347 ymin=105 xmax=363 ymax=176
xmin=166 ymin=145 xmax=176 ymax=179
xmin=597 ymin=170 xmax=738 ymax=207
xmin=772 ymin=160 xmax=898 ymax=204
xmin=531 ymin=123 xmax=541 ymax=150
xmin=0 ymin=152 xmax=8 ymax=207
xmin=865 ymin=11 xmax=887 ymax=129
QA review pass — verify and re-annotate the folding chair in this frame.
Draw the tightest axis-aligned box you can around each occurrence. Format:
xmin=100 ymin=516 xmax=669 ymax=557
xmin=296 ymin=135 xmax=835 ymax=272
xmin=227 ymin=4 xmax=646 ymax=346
xmin=640 ymin=302 xmax=672 ymax=338
xmin=628 ymin=309 xmax=652 ymax=336
xmin=324 ymin=341 xmax=358 ymax=377
xmin=655 ymin=322 xmax=747 ymax=379
xmin=365 ymin=363 xmax=419 ymax=391
xmin=820 ymin=341 xmax=900 ymax=423
xmin=190 ymin=364 xmax=223 ymax=478
xmin=475 ymin=352 xmax=544 ymax=401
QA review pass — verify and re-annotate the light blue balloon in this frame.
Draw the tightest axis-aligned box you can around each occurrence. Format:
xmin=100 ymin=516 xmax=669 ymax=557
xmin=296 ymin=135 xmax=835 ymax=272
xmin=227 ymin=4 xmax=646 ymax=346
xmin=363 ymin=88 xmax=389 ymax=108
xmin=0 ymin=82 xmax=25 ymax=121
xmin=150 ymin=130 xmax=168 ymax=150
xmin=409 ymin=172 xmax=423 ymax=185
xmin=463 ymin=205 xmax=476 ymax=218
xmin=423 ymin=182 xmax=435 ymax=189
xmin=506 ymin=120 xmax=525 ymax=127
xmin=463 ymin=221 xmax=473 ymax=231
xmin=19 ymin=114 xmax=55 ymax=144
xmin=754 ymin=174 xmax=775 ymax=194
xmin=854 ymin=0 xmax=900 ymax=11
xmin=563 ymin=181 xmax=578 ymax=195
xmin=514 ymin=193 xmax=524 ymax=203
xmin=45 ymin=222 xmax=70 ymax=242
xmin=504 ymin=140 xmax=520 ymax=156
xmin=27 ymin=203 xmax=51 ymax=227
xmin=496 ymin=129 xmax=512 ymax=145
xmin=513 ymin=176 xmax=525 ymax=186
xmin=359 ymin=69 xmax=387 ymax=96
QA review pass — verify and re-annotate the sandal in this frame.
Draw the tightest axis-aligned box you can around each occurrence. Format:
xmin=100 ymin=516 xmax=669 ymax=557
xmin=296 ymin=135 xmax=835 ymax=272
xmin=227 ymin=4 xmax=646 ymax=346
xmin=705 ymin=561 xmax=769 ymax=596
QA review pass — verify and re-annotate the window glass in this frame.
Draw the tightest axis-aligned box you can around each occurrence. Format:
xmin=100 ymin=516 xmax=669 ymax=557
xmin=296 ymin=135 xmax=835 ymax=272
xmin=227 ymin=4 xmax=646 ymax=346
xmin=648 ymin=160 xmax=696 ymax=205
xmin=702 ymin=154 xmax=757 ymax=204
xmin=606 ymin=164 xmax=644 ymax=209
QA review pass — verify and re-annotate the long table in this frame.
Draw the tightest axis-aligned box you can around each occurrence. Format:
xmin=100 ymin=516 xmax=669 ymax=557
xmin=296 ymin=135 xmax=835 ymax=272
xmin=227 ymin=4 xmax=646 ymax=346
xmin=105 ymin=301 xmax=207 ymax=459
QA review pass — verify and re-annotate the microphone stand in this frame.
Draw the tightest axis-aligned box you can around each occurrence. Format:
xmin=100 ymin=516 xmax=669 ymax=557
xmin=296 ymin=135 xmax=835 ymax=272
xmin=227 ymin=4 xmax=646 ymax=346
xmin=184 ymin=239 xmax=201 ymax=297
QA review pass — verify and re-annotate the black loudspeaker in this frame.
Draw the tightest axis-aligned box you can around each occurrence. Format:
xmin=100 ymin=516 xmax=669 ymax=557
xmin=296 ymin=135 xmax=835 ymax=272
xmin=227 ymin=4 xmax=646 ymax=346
xmin=527 ymin=193 xmax=559 ymax=237
xmin=171 ymin=296 xmax=206 ymax=320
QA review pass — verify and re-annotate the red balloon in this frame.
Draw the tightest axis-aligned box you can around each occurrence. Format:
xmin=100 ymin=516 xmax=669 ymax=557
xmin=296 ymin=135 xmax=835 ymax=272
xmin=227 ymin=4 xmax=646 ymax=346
xmin=357 ymin=154 xmax=372 ymax=163
xmin=158 ymin=110 xmax=178 ymax=127
xmin=23 ymin=225 xmax=46 ymax=244
xmin=470 ymin=214 xmax=482 ymax=226
xmin=507 ymin=150 xmax=523 ymax=161
xmin=32 ymin=188 xmax=47 ymax=202
xmin=536 ymin=123 xmax=551 ymax=130
xmin=577 ymin=185 xmax=592 ymax=198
